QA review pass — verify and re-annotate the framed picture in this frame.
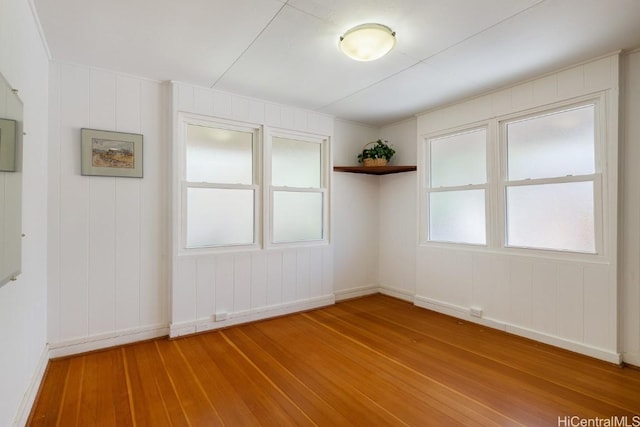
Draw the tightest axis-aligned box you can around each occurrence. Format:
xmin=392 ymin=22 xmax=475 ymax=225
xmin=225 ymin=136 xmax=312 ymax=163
xmin=81 ymin=128 xmax=143 ymax=178
xmin=0 ymin=118 xmax=17 ymax=172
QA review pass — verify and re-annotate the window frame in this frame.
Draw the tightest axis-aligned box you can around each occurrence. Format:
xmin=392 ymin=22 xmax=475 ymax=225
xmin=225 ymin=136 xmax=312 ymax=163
xmin=498 ymin=97 xmax=605 ymax=256
xmin=264 ymin=127 xmax=330 ymax=248
xmin=179 ymin=114 xmax=262 ymax=254
xmin=419 ymin=93 xmax=608 ymax=261
xmin=420 ymin=124 xmax=491 ymax=247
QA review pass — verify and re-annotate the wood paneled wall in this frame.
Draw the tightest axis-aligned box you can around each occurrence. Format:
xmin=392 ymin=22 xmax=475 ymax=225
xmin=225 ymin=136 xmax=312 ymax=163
xmin=415 ymin=54 xmax=620 ymax=362
xmin=170 ymin=82 xmax=335 ymax=337
xmin=47 ymin=63 xmax=168 ymax=356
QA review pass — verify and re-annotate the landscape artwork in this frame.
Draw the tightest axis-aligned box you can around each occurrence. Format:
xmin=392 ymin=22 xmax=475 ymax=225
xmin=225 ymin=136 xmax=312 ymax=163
xmin=81 ymin=128 xmax=143 ymax=178
xmin=91 ymin=138 xmax=134 ymax=169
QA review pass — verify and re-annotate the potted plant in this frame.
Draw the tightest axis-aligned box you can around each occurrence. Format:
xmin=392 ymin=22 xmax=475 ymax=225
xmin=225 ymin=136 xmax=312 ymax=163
xmin=357 ymin=139 xmax=395 ymax=166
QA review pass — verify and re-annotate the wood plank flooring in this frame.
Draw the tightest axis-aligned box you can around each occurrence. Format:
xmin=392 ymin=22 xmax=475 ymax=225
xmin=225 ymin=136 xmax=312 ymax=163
xmin=28 ymin=295 xmax=640 ymax=426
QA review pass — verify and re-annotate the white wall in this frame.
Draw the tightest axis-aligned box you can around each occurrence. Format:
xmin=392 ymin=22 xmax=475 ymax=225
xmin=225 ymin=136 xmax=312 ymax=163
xmin=169 ymin=82 xmax=335 ymax=336
xmin=620 ymin=49 xmax=640 ymax=366
xmin=415 ymin=54 xmax=620 ymax=363
xmin=378 ymin=118 xmax=417 ymax=300
xmin=0 ymin=0 xmax=50 ymax=424
xmin=331 ymin=118 xmax=419 ymax=302
xmin=332 ymin=119 xmax=380 ymax=299
xmin=47 ymin=62 xmax=168 ymax=356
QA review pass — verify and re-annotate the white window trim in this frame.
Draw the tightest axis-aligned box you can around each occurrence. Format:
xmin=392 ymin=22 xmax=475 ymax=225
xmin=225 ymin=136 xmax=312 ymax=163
xmin=264 ymin=127 xmax=330 ymax=249
xmin=420 ymin=124 xmax=491 ymax=247
xmin=178 ymin=113 xmax=262 ymax=255
xmin=419 ymin=92 xmax=610 ymax=262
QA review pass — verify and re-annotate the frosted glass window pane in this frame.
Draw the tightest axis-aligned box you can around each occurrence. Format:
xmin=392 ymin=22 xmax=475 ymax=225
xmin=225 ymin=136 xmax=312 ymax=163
xmin=273 ymin=192 xmax=323 ymax=242
xmin=429 ymin=190 xmax=486 ymax=244
xmin=186 ymin=188 xmax=254 ymax=248
xmin=506 ymin=182 xmax=595 ymax=252
xmin=507 ymin=105 xmax=595 ymax=180
xmin=186 ymin=124 xmax=253 ymax=184
xmin=430 ymin=129 xmax=486 ymax=187
xmin=272 ymin=137 xmax=321 ymax=188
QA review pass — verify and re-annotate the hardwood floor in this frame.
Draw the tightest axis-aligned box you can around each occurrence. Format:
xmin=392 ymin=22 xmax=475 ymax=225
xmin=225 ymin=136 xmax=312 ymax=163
xmin=29 ymin=295 xmax=640 ymax=426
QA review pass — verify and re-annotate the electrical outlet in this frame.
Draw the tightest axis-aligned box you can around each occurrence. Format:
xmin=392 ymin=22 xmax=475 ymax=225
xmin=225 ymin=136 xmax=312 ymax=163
xmin=214 ymin=312 xmax=228 ymax=322
xmin=470 ymin=307 xmax=483 ymax=318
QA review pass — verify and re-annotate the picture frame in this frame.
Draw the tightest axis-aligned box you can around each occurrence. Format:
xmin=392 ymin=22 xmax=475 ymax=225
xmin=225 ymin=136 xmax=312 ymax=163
xmin=81 ymin=128 xmax=143 ymax=178
xmin=0 ymin=118 xmax=17 ymax=172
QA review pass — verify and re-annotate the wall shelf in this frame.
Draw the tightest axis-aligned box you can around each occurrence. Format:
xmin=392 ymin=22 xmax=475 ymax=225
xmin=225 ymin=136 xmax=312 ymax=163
xmin=333 ymin=165 xmax=416 ymax=175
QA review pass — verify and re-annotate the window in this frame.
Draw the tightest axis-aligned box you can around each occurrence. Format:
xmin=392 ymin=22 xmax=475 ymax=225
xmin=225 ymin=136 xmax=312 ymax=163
xmin=421 ymin=96 xmax=604 ymax=256
xmin=180 ymin=115 xmax=330 ymax=251
xmin=183 ymin=121 xmax=259 ymax=249
xmin=269 ymin=134 xmax=328 ymax=244
xmin=502 ymin=103 xmax=597 ymax=253
xmin=425 ymin=128 xmax=487 ymax=245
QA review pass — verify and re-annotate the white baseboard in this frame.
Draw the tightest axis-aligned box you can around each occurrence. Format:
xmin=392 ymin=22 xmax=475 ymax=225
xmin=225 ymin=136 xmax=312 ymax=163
xmin=379 ymin=286 xmax=415 ymax=302
xmin=13 ymin=344 xmax=49 ymax=427
xmin=48 ymin=324 xmax=169 ymax=358
xmin=170 ymin=294 xmax=335 ymax=338
xmin=414 ymin=296 xmax=507 ymax=331
xmin=414 ymin=295 xmax=621 ymax=365
xmin=622 ymin=352 xmax=640 ymax=368
xmin=334 ymin=285 xmax=379 ymax=301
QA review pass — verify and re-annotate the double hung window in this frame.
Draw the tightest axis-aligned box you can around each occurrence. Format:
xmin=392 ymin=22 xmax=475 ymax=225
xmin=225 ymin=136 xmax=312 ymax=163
xmin=184 ymin=122 xmax=259 ymax=249
xmin=503 ymin=103 xmax=597 ymax=253
xmin=425 ymin=128 xmax=488 ymax=245
xmin=269 ymin=133 xmax=327 ymax=244
xmin=181 ymin=116 xmax=329 ymax=251
xmin=422 ymin=96 xmax=603 ymax=256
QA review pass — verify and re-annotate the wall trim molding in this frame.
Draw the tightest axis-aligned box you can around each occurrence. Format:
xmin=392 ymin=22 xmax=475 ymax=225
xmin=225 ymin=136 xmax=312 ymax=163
xmin=334 ymin=285 xmax=379 ymax=301
xmin=48 ymin=324 xmax=169 ymax=358
xmin=13 ymin=344 xmax=49 ymax=426
xmin=170 ymin=294 xmax=336 ymax=338
xmin=414 ymin=295 xmax=621 ymax=364
xmin=379 ymin=285 xmax=414 ymax=302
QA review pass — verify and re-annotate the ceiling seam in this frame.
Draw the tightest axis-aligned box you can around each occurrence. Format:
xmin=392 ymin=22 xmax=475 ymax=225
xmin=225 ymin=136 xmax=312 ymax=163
xmin=209 ymin=0 xmax=290 ymax=88
xmin=317 ymin=0 xmax=549 ymax=112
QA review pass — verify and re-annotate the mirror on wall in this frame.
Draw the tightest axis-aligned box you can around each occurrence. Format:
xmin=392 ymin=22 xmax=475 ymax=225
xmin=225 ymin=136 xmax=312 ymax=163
xmin=0 ymin=71 xmax=23 ymax=288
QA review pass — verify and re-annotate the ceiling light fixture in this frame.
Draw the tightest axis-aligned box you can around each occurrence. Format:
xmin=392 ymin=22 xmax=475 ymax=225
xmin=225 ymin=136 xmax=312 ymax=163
xmin=339 ymin=23 xmax=396 ymax=62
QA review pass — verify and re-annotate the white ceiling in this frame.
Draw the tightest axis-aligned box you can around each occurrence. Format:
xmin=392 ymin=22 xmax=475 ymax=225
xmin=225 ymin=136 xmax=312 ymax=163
xmin=33 ymin=0 xmax=640 ymax=126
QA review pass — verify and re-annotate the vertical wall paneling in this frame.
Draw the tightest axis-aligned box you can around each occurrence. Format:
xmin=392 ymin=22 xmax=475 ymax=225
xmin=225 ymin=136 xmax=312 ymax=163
xmin=308 ymin=247 xmax=323 ymax=299
xmin=196 ymin=256 xmax=215 ymax=320
xmin=170 ymin=82 xmax=334 ymax=336
xmin=48 ymin=63 xmax=169 ymax=354
xmin=88 ymin=178 xmax=116 ymax=335
xmin=620 ymin=50 xmax=640 ymax=366
xmin=267 ymin=250 xmax=283 ymax=306
xmin=139 ymin=80 xmax=166 ymax=326
xmin=583 ymin=265 xmax=612 ymax=350
xmin=557 ymin=263 xmax=585 ymax=343
xmin=114 ymin=179 xmax=141 ymax=330
xmin=87 ymin=70 xmax=116 ymax=336
xmin=415 ymin=54 xmax=620 ymax=362
xmin=58 ymin=64 xmax=91 ymax=341
xmin=472 ymin=253 xmax=509 ymax=320
xmin=281 ymin=250 xmax=298 ymax=303
xmin=234 ymin=254 xmax=252 ymax=313
xmin=174 ymin=255 xmax=196 ymax=325
xmin=214 ymin=254 xmax=234 ymax=315
xmin=251 ymin=252 xmax=268 ymax=308
xmin=531 ymin=262 xmax=558 ymax=336
xmin=508 ymin=259 xmax=533 ymax=328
